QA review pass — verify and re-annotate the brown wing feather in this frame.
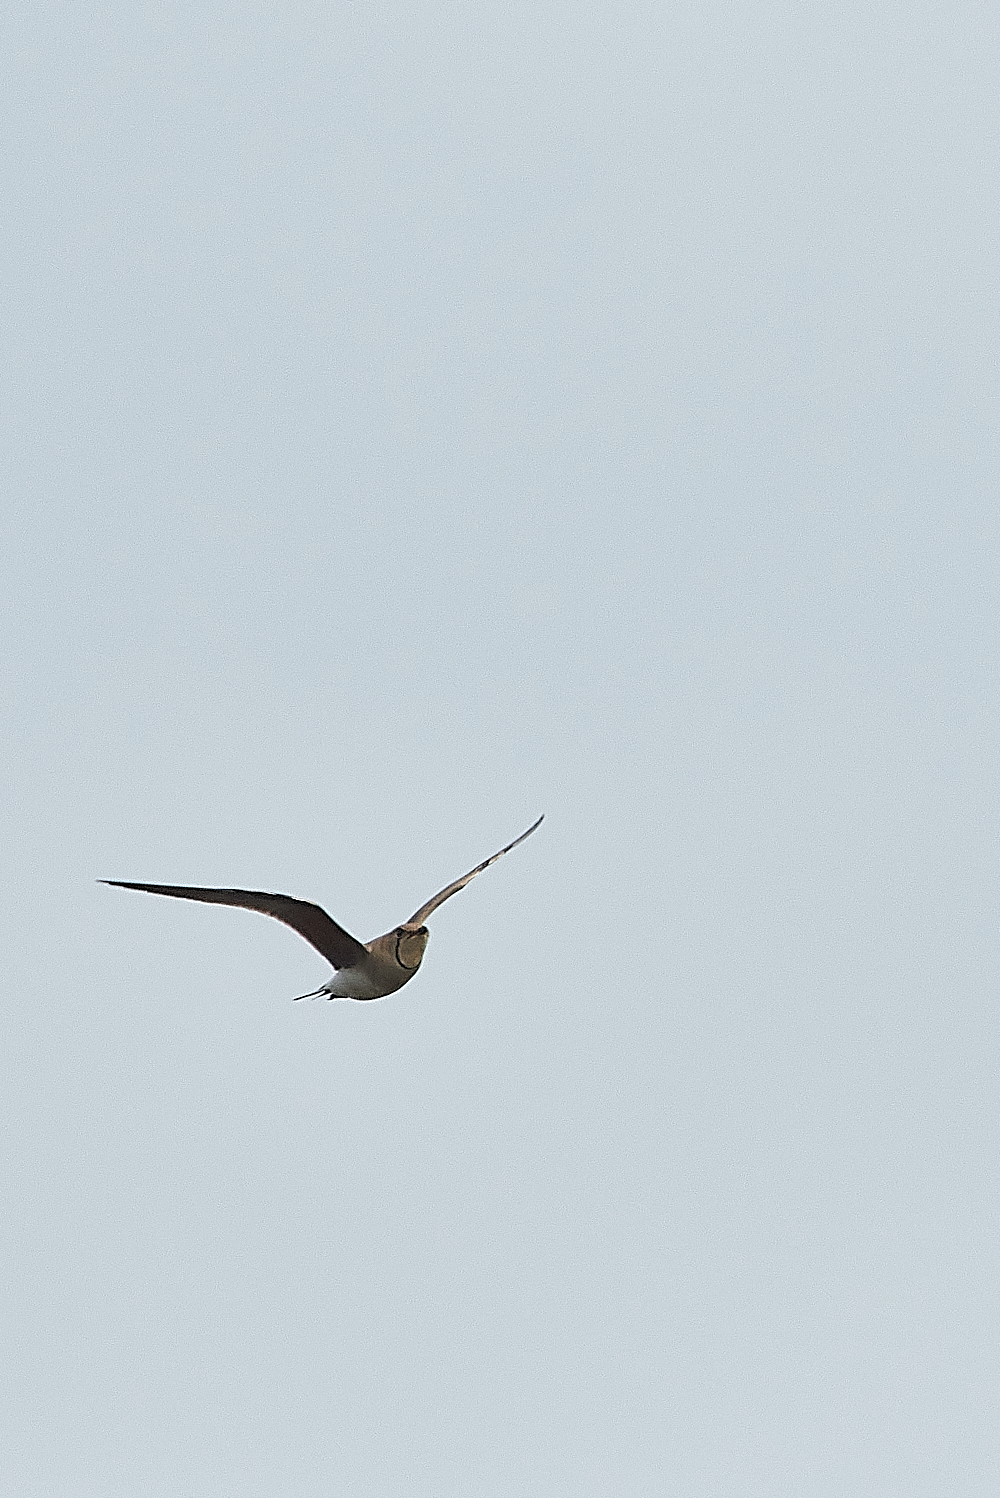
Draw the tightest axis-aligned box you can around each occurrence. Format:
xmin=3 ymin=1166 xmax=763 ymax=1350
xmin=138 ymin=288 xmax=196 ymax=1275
xmin=404 ymin=815 xmax=544 ymax=927
xmin=101 ymin=882 xmax=367 ymax=969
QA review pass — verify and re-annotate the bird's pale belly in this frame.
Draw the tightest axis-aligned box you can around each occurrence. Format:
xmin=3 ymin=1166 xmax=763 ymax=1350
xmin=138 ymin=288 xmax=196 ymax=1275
xmin=320 ymin=952 xmax=419 ymax=1001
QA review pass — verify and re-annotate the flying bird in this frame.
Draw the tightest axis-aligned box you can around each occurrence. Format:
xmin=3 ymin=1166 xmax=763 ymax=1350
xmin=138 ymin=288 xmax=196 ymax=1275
xmin=102 ymin=815 xmax=543 ymax=1001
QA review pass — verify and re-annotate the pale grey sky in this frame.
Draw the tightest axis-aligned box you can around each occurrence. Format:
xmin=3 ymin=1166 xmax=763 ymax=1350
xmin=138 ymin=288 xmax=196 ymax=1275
xmin=3 ymin=1 xmax=999 ymax=1493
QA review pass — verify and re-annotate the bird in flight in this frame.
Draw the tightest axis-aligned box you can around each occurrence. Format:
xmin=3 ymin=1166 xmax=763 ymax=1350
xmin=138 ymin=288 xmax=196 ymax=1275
xmin=102 ymin=815 xmax=543 ymax=1001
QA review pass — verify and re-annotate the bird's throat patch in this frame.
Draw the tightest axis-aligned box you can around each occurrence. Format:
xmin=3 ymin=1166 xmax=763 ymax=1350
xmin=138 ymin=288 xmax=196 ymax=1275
xmin=395 ymin=931 xmax=425 ymax=969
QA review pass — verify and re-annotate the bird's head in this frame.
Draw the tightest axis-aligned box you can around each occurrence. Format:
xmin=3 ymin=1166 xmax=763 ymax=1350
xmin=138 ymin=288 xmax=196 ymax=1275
xmin=396 ymin=924 xmax=430 ymax=969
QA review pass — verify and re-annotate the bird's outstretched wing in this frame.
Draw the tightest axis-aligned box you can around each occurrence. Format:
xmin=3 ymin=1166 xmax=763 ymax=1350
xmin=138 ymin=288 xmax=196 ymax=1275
xmin=404 ymin=815 xmax=544 ymax=928
xmin=100 ymin=882 xmax=368 ymax=969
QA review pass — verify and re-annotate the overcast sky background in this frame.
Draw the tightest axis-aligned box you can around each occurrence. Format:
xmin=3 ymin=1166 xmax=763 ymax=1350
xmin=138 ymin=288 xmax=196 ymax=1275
xmin=3 ymin=1 xmax=999 ymax=1493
